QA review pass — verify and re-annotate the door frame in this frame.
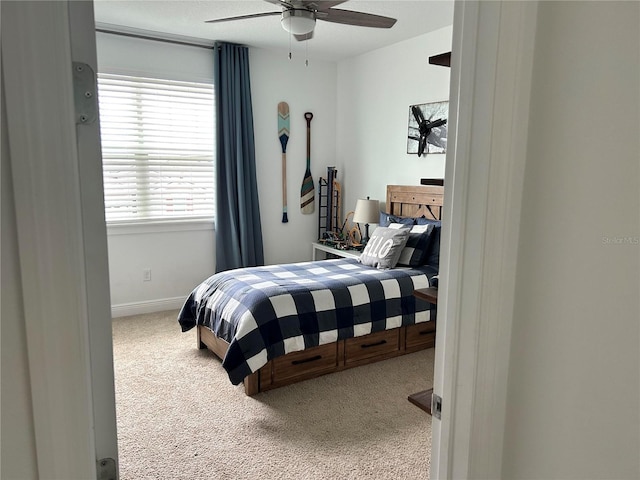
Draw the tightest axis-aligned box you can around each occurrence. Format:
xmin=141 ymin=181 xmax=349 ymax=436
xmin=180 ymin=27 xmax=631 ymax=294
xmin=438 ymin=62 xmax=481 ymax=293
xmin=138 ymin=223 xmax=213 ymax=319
xmin=2 ymin=0 xmax=539 ymax=478
xmin=431 ymin=1 xmax=538 ymax=478
xmin=3 ymin=1 xmax=117 ymax=478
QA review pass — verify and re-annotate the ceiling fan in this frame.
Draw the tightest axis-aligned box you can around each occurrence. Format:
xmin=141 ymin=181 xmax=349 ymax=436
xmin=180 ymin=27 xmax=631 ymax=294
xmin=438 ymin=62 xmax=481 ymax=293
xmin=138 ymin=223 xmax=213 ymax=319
xmin=205 ymin=1 xmax=397 ymax=41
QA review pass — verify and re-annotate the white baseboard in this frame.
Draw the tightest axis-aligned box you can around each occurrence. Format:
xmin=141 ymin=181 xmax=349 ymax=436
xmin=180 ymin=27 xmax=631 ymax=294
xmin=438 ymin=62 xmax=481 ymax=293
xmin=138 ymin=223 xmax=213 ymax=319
xmin=111 ymin=296 xmax=185 ymax=318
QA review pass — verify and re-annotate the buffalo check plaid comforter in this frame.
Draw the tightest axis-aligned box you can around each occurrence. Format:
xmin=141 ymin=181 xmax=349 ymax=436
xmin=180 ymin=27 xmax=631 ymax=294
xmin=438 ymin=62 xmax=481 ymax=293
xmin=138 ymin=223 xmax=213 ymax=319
xmin=178 ymin=258 xmax=438 ymax=385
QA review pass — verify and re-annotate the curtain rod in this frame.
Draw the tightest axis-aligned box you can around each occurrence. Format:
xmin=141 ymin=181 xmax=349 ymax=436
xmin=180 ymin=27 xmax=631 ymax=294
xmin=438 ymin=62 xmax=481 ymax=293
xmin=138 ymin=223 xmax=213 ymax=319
xmin=95 ymin=27 xmax=216 ymax=50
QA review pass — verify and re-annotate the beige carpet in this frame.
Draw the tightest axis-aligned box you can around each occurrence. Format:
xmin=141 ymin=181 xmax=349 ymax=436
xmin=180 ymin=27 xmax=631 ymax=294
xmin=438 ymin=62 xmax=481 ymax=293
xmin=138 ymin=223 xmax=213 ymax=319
xmin=112 ymin=310 xmax=434 ymax=480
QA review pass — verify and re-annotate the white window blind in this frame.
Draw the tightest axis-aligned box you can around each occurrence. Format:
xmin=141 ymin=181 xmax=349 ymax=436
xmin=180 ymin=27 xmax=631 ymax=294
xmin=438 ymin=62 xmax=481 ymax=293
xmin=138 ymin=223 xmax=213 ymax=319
xmin=97 ymin=73 xmax=215 ymax=222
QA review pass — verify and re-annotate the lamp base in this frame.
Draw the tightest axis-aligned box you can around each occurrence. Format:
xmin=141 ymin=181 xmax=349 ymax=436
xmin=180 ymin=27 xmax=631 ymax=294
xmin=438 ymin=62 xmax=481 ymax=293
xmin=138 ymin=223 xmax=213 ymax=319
xmin=362 ymin=224 xmax=371 ymax=245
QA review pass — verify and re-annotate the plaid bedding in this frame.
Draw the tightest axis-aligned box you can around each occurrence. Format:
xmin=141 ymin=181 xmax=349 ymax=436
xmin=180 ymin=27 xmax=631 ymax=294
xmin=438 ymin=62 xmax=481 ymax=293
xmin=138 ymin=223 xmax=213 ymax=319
xmin=178 ymin=258 xmax=438 ymax=385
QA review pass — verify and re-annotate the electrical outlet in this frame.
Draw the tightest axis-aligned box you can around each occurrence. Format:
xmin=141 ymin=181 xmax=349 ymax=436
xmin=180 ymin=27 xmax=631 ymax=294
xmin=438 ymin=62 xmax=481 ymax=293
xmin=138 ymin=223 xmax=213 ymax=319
xmin=143 ymin=268 xmax=151 ymax=282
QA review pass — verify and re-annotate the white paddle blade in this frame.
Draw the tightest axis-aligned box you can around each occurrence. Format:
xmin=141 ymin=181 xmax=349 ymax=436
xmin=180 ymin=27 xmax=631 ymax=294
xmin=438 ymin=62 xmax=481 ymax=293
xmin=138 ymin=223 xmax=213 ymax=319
xmin=301 ymin=180 xmax=315 ymax=214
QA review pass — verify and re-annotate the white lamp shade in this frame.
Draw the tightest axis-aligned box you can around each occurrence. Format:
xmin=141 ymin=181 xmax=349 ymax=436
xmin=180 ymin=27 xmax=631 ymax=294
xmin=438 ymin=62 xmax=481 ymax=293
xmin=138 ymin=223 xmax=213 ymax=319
xmin=281 ymin=10 xmax=316 ymax=35
xmin=352 ymin=198 xmax=380 ymax=224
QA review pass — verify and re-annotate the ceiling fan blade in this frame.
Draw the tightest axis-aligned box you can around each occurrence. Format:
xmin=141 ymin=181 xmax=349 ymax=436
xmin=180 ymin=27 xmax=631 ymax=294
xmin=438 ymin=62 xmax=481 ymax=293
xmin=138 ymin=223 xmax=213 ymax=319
xmin=305 ymin=1 xmax=349 ymax=10
xmin=263 ymin=0 xmax=292 ymax=7
xmin=318 ymin=8 xmax=397 ymax=28
xmin=264 ymin=0 xmax=349 ymax=9
xmin=205 ymin=11 xmax=281 ymax=24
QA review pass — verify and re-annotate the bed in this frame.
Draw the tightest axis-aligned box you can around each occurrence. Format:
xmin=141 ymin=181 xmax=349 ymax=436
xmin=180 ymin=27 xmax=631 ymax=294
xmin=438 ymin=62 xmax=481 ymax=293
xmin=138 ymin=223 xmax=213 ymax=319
xmin=178 ymin=184 xmax=444 ymax=395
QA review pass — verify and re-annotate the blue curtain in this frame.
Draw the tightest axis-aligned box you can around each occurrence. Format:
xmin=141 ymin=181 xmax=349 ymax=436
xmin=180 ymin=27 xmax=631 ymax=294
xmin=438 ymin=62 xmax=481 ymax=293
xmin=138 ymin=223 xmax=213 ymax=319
xmin=214 ymin=42 xmax=264 ymax=272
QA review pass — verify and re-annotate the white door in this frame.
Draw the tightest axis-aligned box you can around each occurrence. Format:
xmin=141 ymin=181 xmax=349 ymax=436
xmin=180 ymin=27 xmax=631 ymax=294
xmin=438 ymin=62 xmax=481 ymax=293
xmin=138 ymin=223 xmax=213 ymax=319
xmin=429 ymin=2 xmax=538 ymax=478
xmin=3 ymin=1 xmax=119 ymax=478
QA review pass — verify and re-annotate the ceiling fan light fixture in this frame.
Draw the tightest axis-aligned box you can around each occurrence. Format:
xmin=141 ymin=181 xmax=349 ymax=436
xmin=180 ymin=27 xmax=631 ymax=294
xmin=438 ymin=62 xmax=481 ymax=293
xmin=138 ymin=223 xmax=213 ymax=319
xmin=281 ymin=9 xmax=316 ymax=35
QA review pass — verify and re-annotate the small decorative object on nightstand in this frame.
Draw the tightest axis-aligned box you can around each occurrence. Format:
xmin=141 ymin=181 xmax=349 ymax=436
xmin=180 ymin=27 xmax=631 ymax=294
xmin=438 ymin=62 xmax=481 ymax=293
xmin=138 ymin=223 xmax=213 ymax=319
xmin=352 ymin=197 xmax=379 ymax=245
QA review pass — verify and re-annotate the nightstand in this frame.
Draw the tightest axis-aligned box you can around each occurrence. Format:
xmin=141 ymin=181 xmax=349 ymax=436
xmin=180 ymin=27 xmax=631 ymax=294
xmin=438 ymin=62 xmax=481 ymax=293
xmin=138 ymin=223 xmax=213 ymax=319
xmin=408 ymin=286 xmax=438 ymax=415
xmin=412 ymin=287 xmax=438 ymax=304
xmin=312 ymin=242 xmax=361 ymax=261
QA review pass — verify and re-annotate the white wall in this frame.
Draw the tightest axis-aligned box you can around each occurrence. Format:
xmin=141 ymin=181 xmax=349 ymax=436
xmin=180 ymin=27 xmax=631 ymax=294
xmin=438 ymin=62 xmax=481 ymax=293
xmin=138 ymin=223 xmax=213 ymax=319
xmin=249 ymin=48 xmax=337 ymax=266
xmin=336 ymin=26 xmax=452 ymax=213
xmin=503 ymin=2 xmax=640 ymax=478
xmin=105 ymin=223 xmax=216 ymax=316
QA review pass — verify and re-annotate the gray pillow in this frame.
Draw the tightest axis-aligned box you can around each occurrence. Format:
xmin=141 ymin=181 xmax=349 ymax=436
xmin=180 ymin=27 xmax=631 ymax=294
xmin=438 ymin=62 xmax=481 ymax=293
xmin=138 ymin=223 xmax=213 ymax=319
xmin=358 ymin=227 xmax=410 ymax=269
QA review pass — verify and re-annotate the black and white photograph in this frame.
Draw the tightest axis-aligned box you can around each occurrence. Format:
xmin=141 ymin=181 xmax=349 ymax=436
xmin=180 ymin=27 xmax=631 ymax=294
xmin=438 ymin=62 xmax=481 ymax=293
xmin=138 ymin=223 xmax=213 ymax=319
xmin=407 ymin=101 xmax=448 ymax=156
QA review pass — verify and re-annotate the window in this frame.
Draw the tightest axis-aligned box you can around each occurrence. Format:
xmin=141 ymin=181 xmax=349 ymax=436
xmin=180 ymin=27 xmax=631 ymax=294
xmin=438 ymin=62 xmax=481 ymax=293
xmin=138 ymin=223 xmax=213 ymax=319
xmin=97 ymin=73 xmax=215 ymax=223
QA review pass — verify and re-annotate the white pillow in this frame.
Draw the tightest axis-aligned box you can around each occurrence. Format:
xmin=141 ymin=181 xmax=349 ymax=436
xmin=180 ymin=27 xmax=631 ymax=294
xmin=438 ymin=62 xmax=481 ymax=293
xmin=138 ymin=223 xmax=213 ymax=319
xmin=388 ymin=222 xmax=411 ymax=230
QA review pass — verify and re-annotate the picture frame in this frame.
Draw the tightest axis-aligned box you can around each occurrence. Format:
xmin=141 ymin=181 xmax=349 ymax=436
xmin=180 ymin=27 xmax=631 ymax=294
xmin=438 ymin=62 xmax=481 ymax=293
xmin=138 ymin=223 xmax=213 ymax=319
xmin=407 ymin=100 xmax=448 ymax=155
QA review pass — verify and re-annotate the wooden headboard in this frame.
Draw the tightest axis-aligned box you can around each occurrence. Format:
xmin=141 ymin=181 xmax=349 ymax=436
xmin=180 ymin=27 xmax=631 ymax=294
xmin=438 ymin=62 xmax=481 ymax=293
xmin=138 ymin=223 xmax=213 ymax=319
xmin=386 ymin=184 xmax=444 ymax=221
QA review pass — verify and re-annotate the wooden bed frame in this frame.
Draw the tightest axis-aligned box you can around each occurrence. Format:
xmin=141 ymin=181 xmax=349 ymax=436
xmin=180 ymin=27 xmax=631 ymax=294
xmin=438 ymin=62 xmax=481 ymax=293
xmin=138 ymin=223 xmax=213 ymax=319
xmin=197 ymin=184 xmax=444 ymax=395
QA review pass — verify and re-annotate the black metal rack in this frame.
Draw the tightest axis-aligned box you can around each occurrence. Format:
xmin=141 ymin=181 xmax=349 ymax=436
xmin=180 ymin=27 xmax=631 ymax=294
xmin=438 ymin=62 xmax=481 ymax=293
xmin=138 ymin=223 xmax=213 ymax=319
xmin=317 ymin=167 xmax=341 ymax=242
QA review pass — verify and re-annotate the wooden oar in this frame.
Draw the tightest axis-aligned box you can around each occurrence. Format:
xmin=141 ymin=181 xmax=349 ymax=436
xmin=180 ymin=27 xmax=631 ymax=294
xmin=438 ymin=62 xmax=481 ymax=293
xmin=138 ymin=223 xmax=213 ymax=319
xmin=278 ymin=101 xmax=290 ymax=223
xmin=300 ymin=112 xmax=315 ymax=214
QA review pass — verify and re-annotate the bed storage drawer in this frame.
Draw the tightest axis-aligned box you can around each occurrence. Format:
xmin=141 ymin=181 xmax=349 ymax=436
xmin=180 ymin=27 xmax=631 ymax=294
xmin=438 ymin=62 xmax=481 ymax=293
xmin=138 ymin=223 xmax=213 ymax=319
xmin=405 ymin=321 xmax=436 ymax=351
xmin=345 ymin=329 xmax=400 ymax=365
xmin=271 ymin=343 xmax=338 ymax=383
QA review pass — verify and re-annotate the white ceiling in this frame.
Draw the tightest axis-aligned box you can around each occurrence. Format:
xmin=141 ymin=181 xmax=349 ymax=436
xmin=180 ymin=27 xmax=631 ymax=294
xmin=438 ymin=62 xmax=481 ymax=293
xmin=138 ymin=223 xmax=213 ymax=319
xmin=93 ymin=0 xmax=454 ymax=62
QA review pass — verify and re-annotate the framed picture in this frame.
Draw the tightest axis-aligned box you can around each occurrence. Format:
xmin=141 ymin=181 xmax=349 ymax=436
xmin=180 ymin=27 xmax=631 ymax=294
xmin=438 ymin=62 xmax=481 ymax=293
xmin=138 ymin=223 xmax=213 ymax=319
xmin=407 ymin=101 xmax=448 ymax=156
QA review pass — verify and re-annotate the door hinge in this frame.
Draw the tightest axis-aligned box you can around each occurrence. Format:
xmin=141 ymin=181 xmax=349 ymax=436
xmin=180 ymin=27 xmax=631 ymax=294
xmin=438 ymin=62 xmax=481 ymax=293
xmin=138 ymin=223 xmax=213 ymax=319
xmin=96 ymin=457 xmax=117 ymax=480
xmin=72 ymin=61 xmax=97 ymax=125
xmin=432 ymin=393 xmax=442 ymax=420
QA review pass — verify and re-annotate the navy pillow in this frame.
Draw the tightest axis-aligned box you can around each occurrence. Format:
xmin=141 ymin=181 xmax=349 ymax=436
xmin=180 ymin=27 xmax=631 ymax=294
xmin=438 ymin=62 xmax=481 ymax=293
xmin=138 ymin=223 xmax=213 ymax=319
xmin=396 ymin=224 xmax=435 ymax=267
xmin=379 ymin=212 xmax=416 ymax=228
xmin=416 ymin=217 xmax=441 ymax=267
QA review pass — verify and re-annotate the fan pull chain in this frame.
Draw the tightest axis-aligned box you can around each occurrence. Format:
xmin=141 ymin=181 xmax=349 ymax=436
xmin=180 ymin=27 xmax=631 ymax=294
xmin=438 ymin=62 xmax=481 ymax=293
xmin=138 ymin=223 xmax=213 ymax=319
xmin=288 ymin=30 xmax=292 ymax=60
xmin=305 ymin=39 xmax=309 ymax=67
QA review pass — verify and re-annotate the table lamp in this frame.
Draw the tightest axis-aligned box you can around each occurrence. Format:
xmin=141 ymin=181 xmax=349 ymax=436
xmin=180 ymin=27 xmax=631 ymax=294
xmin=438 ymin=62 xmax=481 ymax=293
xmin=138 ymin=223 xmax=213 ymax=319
xmin=352 ymin=197 xmax=379 ymax=245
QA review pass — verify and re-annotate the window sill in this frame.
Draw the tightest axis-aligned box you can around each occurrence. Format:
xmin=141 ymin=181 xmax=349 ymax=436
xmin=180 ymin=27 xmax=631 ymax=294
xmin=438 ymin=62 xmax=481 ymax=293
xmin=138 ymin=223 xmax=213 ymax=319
xmin=106 ymin=218 xmax=215 ymax=236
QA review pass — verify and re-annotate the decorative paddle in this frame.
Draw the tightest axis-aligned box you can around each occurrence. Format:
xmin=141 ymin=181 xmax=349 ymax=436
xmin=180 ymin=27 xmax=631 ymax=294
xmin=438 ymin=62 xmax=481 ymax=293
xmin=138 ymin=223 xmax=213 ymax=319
xmin=301 ymin=112 xmax=315 ymax=214
xmin=278 ymin=101 xmax=290 ymax=223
